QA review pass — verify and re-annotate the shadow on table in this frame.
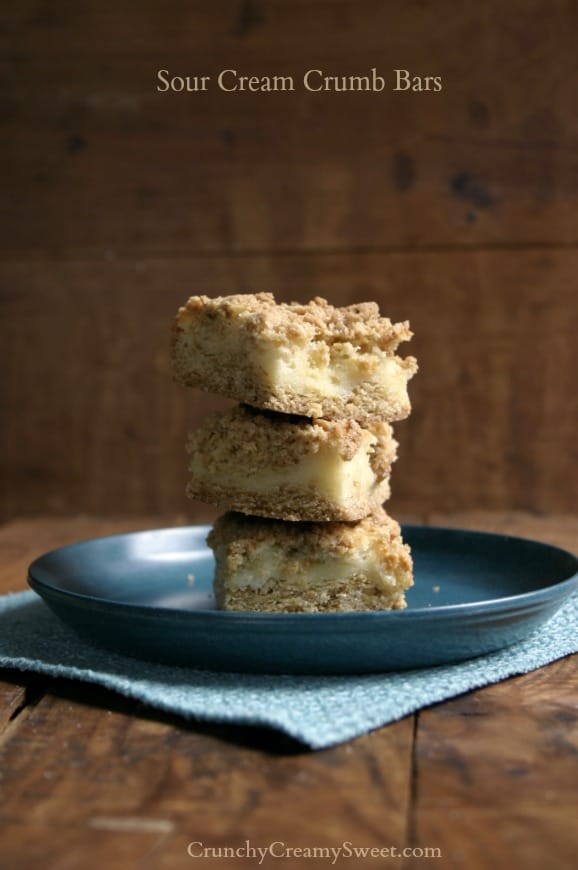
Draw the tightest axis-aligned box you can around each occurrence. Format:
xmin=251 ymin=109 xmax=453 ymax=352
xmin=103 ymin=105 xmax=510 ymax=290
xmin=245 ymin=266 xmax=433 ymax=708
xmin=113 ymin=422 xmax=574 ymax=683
xmin=1 ymin=669 xmax=310 ymax=756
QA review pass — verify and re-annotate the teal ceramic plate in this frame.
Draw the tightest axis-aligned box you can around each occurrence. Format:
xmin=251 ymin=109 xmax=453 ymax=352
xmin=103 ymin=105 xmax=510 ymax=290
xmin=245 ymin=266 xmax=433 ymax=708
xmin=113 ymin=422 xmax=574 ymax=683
xmin=27 ymin=525 xmax=577 ymax=674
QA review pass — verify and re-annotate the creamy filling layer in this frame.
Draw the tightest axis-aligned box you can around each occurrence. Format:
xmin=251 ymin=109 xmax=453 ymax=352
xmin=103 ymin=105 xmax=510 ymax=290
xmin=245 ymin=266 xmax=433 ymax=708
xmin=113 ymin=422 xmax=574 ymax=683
xmin=179 ymin=322 xmax=411 ymax=410
xmin=223 ymin=542 xmax=399 ymax=591
xmin=189 ymin=443 xmax=382 ymax=504
xmin=260 ymin=341 xmax=411 ymax=403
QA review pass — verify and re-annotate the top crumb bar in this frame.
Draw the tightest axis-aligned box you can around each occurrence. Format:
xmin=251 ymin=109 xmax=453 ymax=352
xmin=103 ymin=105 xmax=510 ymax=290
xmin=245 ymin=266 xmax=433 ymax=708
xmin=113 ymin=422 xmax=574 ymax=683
xmin=171 ymin=293 xmax=417 ymax=422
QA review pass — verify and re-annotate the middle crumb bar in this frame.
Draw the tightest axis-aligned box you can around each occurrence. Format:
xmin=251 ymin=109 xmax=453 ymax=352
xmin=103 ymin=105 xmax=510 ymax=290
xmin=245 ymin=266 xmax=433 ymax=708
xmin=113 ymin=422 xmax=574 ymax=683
xmin=186 ymin=404 xmax=397 ymax=522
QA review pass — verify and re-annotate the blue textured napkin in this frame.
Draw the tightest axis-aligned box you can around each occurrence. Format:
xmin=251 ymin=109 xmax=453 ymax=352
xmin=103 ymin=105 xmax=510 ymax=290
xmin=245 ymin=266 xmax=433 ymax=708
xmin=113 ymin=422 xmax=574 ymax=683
xmin=0 ymin=591 xmax=576 ymax=749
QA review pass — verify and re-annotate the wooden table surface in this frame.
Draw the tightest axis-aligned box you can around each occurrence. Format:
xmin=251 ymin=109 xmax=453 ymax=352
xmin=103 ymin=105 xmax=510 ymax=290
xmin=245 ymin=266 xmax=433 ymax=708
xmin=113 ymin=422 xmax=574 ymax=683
xmin=0 ymin=512 xmax=576 ymax=870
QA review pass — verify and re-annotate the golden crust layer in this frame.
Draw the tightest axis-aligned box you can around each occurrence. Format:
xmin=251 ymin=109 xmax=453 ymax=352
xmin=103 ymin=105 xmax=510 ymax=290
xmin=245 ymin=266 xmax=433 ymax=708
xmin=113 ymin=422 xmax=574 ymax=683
xmin=208 ymin=508 xmax=413 ymax=613
xmin=187 ymin=477 xmax=392 ymax=523
xmin=214 ymin=576 xmax=408 ymax=613
xmin=254 ymin=372 xmax=416 ymax=424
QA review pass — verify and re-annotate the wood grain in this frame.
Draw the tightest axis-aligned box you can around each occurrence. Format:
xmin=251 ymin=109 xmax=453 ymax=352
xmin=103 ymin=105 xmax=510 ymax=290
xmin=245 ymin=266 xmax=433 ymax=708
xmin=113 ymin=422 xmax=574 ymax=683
xmin=0 ymin=511 xmax=414 ymax=866
xmin=0 ymin=515 xmax=190 ymax=594
xmin=3 ymin=0 xmax=578 ymax=861
xmin=0 ymin=678 xmax=28 ymax=732
xmin=406 ymin=658 xmax=578 ymax=870
xmin=2 ymin=1 xmax=578 ymax=519
xmin=1 ymin=250 xmax=577 ymax=520
xmin=405 ymin=511 xmax=578 ymax=870
xmin=0 ymin=513 xmax=575 ymax=869
xmin=428 ymin=510 xmax=578 ymax=554
xmin=0 ymin=684 xmax=414 ymax=869
xmin=3 ymin=1 xmax=578 ymax=255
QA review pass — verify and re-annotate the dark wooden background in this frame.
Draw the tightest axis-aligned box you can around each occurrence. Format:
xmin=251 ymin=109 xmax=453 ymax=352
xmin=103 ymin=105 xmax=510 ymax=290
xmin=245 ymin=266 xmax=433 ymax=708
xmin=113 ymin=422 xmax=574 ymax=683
xmin=2 ymin=0 xmax=577 ymax=522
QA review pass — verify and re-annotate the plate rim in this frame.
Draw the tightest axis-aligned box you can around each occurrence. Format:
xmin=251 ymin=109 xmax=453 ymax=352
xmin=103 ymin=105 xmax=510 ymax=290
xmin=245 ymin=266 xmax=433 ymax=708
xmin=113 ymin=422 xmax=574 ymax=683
xmin=27 ymin=523 xmax=578 ymax=624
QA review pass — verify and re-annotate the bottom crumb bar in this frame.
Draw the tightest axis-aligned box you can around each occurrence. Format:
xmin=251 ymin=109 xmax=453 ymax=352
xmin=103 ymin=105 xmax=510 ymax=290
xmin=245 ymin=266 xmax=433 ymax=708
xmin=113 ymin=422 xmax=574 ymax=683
xmin=207 ymin=507 xmax=413 ymax=613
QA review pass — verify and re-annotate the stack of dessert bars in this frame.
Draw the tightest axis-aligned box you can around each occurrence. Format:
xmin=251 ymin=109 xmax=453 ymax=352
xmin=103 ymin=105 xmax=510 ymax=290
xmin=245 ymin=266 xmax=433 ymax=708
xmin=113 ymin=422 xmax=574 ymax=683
xmin=171 ymin=293 xmax=417 ymax=612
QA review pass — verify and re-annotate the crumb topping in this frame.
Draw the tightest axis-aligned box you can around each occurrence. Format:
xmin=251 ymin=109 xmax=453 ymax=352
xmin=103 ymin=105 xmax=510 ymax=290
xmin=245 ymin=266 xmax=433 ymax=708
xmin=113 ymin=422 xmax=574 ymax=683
xmin=176 ymin=293 xmax=412 ymax=353
xmin=187 ymin=404 xmax=395 ymax=470
xmin=208 ymin=506 xmax=404 ymax=563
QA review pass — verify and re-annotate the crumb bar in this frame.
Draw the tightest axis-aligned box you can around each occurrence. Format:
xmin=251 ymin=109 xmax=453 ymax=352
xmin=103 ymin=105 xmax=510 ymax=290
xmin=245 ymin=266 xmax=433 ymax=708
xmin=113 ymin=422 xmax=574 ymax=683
xmin=186 ymin=405 xmax=397 ymax=522
xmin=172 ymin=293 xmax=417 ymax=423
xmin=207 ymin=508 xmax=413 ymax=613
